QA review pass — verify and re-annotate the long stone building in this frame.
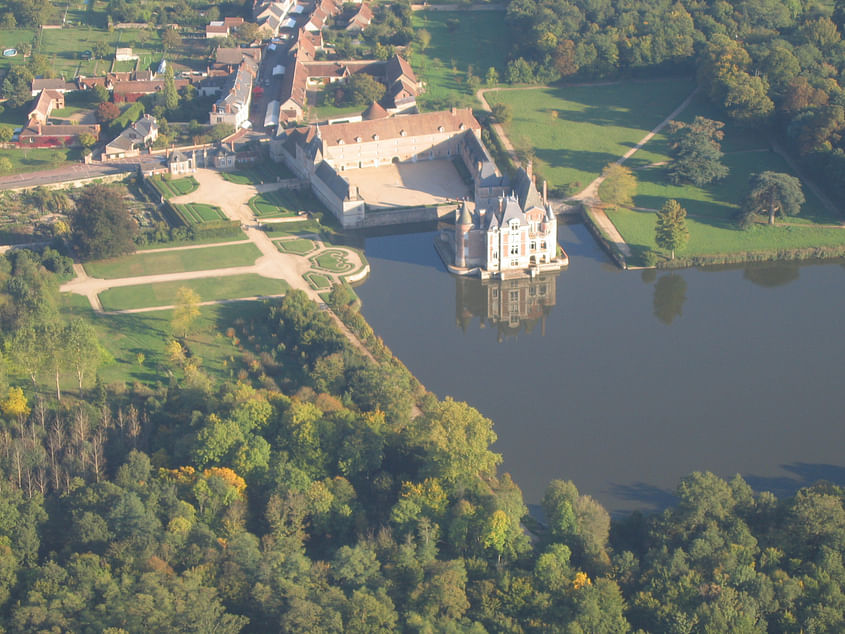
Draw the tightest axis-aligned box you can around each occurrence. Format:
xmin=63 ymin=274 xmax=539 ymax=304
xmin=272 ymin=107 xmax=484 ymax=226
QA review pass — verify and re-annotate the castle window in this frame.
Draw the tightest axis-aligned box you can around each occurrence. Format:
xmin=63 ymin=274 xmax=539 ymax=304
xmin=400 ymin=129 xmax=406 ymax=136
xmin=511 ymin=258 xmax=518 ymax=267
xmin=438 ymin=126 xmax=444 ymax=132
xmin=459 ymin=123 xmax=465 ymax=130
xmin=541 ymin=241 xmax=546 ymax=249
xmin=338 ymin=139 xmax=344 ymax=144
xmin=510 ymin=291 xmax=519 ymax=301
xmin=355 ymin=136 xmax=362 ymax=142
xmin=530 ymin=241 xmax=536 ymax=251
xmin=510 ymin=244 xmax=519 ymax=255
xmin=373 ymin=134 xmax=379 ymax=140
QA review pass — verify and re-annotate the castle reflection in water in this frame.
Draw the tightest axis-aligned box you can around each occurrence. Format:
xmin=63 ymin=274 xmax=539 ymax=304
xmin=454 ymin=273 xmax=558 ymax=342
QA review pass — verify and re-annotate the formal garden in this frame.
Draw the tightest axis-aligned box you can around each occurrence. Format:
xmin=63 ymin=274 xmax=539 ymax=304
xmin=148 ymin=174 xmax=199 ymax=199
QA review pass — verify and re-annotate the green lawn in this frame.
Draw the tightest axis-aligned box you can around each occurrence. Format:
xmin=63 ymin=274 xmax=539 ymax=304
xmin=310 ymin=249 xmax=355 ymax=273
xmin=249 ymin=190 xmax=303 ymax=218
xmin=0 ymin=147 xmax=80 ymax=174
xmin=487 ymin=78 xmax=697 ymax=190
xmin=304 ymin=272 xmax=332 ymax=290
xmin=135 ymin=232 xmax=249 ymax=251
xmin=36 ymin=28 xmax=163 ymax=79
xmin=264 ymin=219 xmax=324 ymax=237
xmin=83 ymin=243 xmax=261 ymax=279
xmin=172 ymin=202 xmax=228 ymax=224
xmin=98 ymin=274 xmax=290 ymax=310
xmin=593 ymin=91 xmax=845 ymax=264
xmin=149 ymin=175 xmax=199 ymax=199
xmin=411 ymin=10 xmax=508 ymax=108
xmin=276 ymin=238 xmax=315 ymax=254
xmin=221 ymin=162 xmax=294 ymax=185
xmin=247 ymin=188 xmax=327 ymax=218
xmin=59 ymin=295 xmax=271 ymax=385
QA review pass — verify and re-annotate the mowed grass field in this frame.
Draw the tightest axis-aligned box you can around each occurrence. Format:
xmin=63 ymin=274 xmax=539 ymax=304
xmin=0 ymin=148 xmax=79 ymax=174
xmin=60 ymin=295 xmax=270 ymax=385
xmin=249 ymin=191 xmax=299 ymax=218
xmin=83 ymin=243 xmax=261 ymax=279
xmin=599 ymin=93 xmax=845 ymax=262
xmin=149 ymin=175 xmax=199 ymax=199
xmin=411 ymin=10 xmax=508 ymax=107
xmin=173 ymin=203 xmax=228 ymax=224
xmin=98 ymin=274 xmax=290 ymax=311
xmin=486 ymin=78 xmax=697 ymax=189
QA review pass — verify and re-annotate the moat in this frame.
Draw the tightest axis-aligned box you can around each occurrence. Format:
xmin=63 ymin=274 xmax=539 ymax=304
xmin=355 ymin=220 xmax=845 ymax=515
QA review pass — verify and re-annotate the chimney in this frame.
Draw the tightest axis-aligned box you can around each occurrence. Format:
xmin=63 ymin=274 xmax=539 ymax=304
xmin=476 ymin=160 xmax=481 ymax=173
xmin=451 ymin=106 xmax=456 ymax=115
xmin=543 ymin=180 xmax=548 ymax=205
xmin=526 ymin=160 xmax=533 ymax=178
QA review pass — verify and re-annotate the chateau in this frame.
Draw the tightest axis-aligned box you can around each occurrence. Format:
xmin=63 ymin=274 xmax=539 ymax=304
xmin=272 ymin=107 xmax=485 ymax=226
xmin=442 ymin=166 xmax=567 ymax=278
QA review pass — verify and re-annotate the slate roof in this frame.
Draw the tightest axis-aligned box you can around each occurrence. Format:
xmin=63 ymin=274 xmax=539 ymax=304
xmin=514 ymin=167 xmax=544 ymax=212
xmin=315 ymin=160 xmax=350 ymax=200
xmin=214 ymin=57 xmax=258 ymax=114
xmin=318 ymin=108 xmax=479 ymax=147
xmin=31 ymin=78 xmax=77 ymax=93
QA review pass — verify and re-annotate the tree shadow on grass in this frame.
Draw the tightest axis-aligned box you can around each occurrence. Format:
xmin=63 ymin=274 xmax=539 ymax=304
xmin=533 ymin=147 xmax=619 ymax=182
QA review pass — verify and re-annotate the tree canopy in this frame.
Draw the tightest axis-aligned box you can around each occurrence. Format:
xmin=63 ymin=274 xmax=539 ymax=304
xmin=738 ymin=171 xmax=805 ymax=228
xmin=667 ymin=117 xmax=729 ymax=186
xmin=70 ymin=184 xmax=138 ymax=260
xmin=655 ymin=198 xmax=690 ymax=259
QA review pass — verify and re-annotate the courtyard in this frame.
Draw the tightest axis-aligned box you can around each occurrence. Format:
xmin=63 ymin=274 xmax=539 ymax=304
xmin=344 ymin=159 xmax=470 ymax=209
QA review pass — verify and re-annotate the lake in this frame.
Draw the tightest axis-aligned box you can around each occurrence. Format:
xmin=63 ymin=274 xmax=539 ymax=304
xmin=354 ymin=220 xmax=845 ymax=514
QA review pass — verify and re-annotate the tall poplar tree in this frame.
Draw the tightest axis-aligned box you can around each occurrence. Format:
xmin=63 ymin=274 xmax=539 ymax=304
xmin=655 ymin=199 xmax=689 ymax=259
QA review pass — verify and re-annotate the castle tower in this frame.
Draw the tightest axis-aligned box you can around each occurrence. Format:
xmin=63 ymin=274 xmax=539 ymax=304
xmin=455 ymin=201 xmax=472 ymax=268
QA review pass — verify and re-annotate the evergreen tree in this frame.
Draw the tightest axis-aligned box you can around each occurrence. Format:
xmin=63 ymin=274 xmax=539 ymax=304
xmin=667 ymin=117 xmax=729 ymax=186
xmin=737 ymin=171 xmax=805 ymax=227
xmin=655 ymin=199 xmax=689 ymax=259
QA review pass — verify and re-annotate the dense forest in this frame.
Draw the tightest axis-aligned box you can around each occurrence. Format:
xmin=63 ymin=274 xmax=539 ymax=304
xmin=504 ymin=0 xmax=845 ymax=201
xmin=0 ymin=252 xmax=843 ymax=632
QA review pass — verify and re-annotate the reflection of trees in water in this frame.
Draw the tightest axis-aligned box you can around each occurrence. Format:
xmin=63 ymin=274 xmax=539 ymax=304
xmin=743 ymin=263 xmax=800 ymax=288
xmin=641 ymin=268 xmax=658 ymax=284
xmin=653 ymin=274 xmax=687 ymax=325
xmin=454 ymin=273 xmax=559 ymax=341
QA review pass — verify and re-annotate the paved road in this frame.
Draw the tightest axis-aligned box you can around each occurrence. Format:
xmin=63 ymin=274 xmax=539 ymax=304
xmin=0 ymin=156 xmax=164 ymax=191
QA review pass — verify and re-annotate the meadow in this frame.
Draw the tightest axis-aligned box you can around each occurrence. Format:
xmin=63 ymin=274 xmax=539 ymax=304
xmin=410 ymin=10 xmax=509 ymax=108
xmin=486 ymin=78 xmax=697 ymax=191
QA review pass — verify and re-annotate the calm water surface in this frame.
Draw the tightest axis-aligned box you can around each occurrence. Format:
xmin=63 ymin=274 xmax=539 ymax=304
xmin=354 ymin=221 xmax=845 ymax=514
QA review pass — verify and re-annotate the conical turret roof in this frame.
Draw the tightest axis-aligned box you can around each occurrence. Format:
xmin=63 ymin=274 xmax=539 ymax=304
xmin=362 ymin=101 xmax=389 ymax=120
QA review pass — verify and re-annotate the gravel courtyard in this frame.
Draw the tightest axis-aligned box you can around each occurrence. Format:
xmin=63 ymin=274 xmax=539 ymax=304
xmin=343 ymin=159 xmax=471 ymax=208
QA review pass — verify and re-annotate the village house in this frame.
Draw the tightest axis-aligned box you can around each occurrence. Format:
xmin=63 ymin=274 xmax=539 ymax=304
xmin=206 ymin=16 xmax=244 ymax=38
xmin=103 ymin=114 xmax=158 ymax=159
xmin=209 ymin=55 xmax=259 ymax=128
xmin=30 ymin=78 xmax=77 ymax=97
xmin=28 ymin=90 xmax=64 ymax=125
xmin=112 ymin=78 xmax=190 ymax=103
xmin=114 ymin=48 xmax=139 ymax=62
xmin=253 ymin=0 xmax=295 ymax=37
xmin=345 ymin=3 xmax=373 ymax=32
xmin=168 ymin=151 xmax=196 ymax=175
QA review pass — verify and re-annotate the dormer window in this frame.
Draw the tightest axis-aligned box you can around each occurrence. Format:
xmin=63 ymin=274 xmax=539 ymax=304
xmin=438 ymin=126 xmax=444 ymax=132
xmin=338 ymin=139 xmax=344 ymax=144
xmin=355 ymin=136 xmax=362 ymax=143
xmin=400 ymin=129 xmax=406 ymax=136
xmin=373 ymin=134 xmax=379 ymax=140
xmin=459 ymin=123 xmax=465 ymax=130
